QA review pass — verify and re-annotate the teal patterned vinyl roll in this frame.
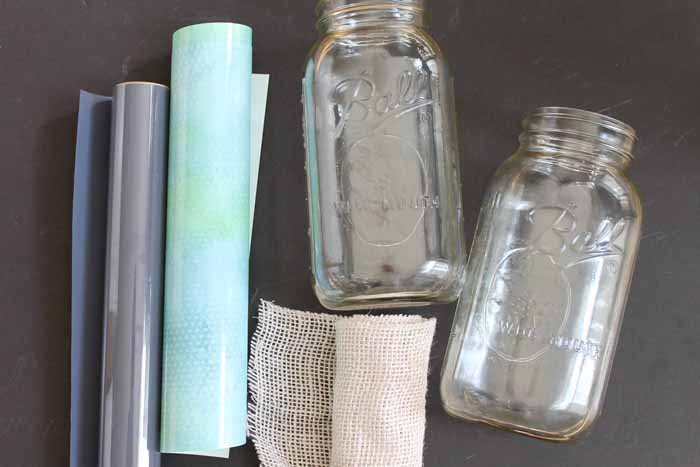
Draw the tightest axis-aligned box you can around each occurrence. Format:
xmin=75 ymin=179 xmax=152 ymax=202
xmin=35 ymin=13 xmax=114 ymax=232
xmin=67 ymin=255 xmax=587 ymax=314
xmin=161 ymin=23 xmax=252 ymax=456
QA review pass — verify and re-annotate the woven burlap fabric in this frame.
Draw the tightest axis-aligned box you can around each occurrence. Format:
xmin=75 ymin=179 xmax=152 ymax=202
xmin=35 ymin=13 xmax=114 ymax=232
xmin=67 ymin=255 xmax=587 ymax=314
xmin=331 ymin=316 xmax=435 ymax=467
xmin=249 ymin=301 xmax=338 ymax=467
xmin=248 ymin=300 xmax=436 ymax=467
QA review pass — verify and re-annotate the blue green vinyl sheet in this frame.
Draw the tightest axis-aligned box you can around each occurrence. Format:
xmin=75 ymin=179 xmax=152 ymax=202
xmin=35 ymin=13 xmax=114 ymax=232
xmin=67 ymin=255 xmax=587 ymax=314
xmin=161 ymin=22 xmax=253 ymax=457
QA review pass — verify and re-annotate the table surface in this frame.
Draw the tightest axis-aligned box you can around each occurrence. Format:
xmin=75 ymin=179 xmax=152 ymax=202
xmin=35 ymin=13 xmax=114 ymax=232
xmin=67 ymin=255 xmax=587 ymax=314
xmin=2 ymin=1 xmax=699 ymax=466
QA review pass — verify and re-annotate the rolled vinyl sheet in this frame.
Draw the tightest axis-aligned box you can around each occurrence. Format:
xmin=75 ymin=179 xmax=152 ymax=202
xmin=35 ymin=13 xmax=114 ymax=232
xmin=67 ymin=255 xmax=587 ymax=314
xmin=71 ymin=91 xmax=111 ymax=467
xmin=69 ymin=79 xmax=267 ymax=464
xmin=99 ymin=82 xmax=169 ymax=467
xmin=161 ymin=22 xmax=252 ymax=457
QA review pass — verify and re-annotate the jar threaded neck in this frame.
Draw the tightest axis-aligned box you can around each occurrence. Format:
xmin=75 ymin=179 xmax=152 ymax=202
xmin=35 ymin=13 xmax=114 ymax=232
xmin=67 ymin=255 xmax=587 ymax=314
xmin=317 ymin=0 xmax=424 ymax=32
xmin=521 ymin=107 xmax=636 ymax=170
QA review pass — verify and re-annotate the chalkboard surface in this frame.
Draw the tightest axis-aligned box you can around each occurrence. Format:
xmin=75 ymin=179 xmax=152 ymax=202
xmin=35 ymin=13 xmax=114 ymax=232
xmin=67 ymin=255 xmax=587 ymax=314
xmin=0 ymin=1 xmax=698 ymax=466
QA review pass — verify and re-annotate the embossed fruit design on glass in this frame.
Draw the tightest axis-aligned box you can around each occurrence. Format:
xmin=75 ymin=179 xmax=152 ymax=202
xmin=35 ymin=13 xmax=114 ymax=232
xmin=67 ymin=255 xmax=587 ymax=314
xmin=440 ymin=108 xmax=642 ymax=441
xmin=303 ymin=0 xmax=465 ymax=310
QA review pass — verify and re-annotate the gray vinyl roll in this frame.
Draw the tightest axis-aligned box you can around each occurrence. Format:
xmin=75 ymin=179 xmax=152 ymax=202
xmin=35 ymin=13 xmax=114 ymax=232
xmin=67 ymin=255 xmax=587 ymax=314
xmin=99 ymin=82 xmax=169 ymax=467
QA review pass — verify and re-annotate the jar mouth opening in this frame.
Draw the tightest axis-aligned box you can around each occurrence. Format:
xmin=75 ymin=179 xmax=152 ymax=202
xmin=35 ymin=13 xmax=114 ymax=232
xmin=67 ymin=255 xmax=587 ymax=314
xmin=317 ymin=0 xmax=424 ymax=13
xmin=316 ymin=0 xmax=424 ymax=25
xmin=528 ymin=107 xmax=636 ymax=140
xmin=522 ymin=107 xmax=637 ymax=163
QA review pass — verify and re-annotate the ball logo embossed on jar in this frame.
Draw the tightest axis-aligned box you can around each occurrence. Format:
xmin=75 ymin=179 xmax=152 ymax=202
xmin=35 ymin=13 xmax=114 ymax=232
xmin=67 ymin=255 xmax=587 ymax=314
xmin=331 ymin=69 xmax=434 ymax=136
xmin=337 ymin=135 xmax=432 ymax=247
xmin=481 ymin=202 xmax=629 ymax=363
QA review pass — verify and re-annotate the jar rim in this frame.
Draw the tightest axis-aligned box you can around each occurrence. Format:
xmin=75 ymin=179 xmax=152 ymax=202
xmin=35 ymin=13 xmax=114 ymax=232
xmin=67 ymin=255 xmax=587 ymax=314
xmin=316 ymin=0 xmax=424 ymax=17
xmin=529 ymin=107 xmax=636 ymax=139
xmin=523 ymin=107 xmax=637 ymax=163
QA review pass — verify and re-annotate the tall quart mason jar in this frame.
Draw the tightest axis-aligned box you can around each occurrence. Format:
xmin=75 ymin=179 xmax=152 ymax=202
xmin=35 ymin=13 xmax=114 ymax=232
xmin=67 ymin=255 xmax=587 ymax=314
xmin=440 ymin=108 xmax=642 ymax=441
xmin=303 ymin=0 xmax=466 ymax=310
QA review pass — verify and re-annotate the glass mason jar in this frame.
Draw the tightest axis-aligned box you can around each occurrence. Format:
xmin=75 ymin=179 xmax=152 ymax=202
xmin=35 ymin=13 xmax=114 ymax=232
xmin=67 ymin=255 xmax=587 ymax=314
xmin=440 ymin=108 xmax=642 ymax=441
xmin=303 ymin=0 xmax=466 ymax=310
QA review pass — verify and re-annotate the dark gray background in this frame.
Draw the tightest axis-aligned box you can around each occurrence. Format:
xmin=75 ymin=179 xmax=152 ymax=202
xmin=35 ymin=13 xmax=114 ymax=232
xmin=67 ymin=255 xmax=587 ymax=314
xmin=1 ymin=0 xmax=698 ymax=466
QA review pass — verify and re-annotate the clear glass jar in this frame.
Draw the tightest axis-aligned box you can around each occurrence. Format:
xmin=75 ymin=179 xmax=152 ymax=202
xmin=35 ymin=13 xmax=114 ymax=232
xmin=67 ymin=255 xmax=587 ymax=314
xmin=303 ymin=0 xmax=466 ymax=310
xmin=440 ymin=108 xmax=643 ymax=441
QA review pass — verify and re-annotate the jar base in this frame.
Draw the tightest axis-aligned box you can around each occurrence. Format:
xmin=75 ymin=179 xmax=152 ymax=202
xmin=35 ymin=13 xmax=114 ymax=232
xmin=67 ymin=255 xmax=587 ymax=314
xmin=315 ymin=286 xmax=457 ymax=311
xmin=441 ymin=399 xmax=594 ymax=442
